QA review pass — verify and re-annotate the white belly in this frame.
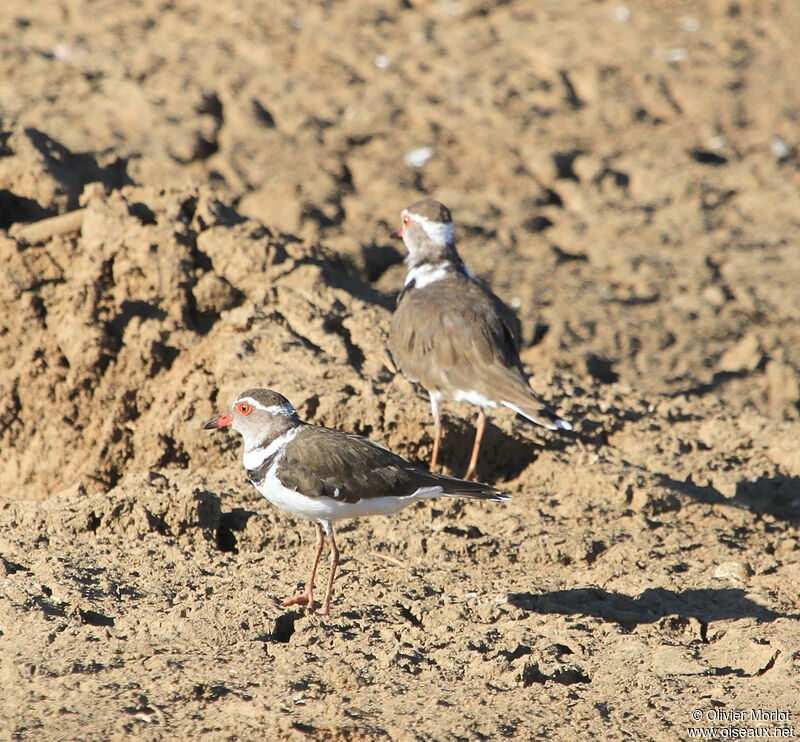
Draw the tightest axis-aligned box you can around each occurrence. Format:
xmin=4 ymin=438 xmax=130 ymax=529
xmin=253 ymin=472 xmax=443 ymax=525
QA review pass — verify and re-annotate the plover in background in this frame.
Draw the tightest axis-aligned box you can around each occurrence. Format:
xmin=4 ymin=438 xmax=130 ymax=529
xmin=389 ymin=199 xmax=572 ymax=481
xmin=204 ymin=388 xmax=508 ymax=615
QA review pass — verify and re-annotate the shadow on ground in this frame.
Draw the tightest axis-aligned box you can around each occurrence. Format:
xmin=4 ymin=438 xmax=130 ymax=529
xmin=658 ymin=474 xmax=800 ymax=524
xmin=508 ymin=586 xmax=797 ymax=629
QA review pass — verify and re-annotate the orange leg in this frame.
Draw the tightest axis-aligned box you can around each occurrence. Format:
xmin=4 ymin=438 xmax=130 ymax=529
xmin=429 ymin=393 xmax=443 ymax=472
xmin=281 ymin=523 xmax=324 ymax=609
xmin=316 ymin=527 xmax=340 ymax=616
xmin=464 ymin=408 xmax=487 ymax=482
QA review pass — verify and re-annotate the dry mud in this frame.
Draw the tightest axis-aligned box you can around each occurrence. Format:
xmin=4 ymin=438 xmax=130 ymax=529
xmin=1 ymin=0 xmax=799 ymax=739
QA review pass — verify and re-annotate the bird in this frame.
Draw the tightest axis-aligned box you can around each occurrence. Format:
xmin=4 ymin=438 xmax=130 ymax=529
xmin=389 ymin=198 xmax=572 ymax=482
xmin=204 ymin=387 xmax=508 ymax=615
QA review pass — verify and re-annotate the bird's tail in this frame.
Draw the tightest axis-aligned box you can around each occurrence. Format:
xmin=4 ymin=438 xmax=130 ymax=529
xmin=435 ymin=476 xmax=510 ymax=502
xmin=489 ymin=369 xmax=573 ymax=431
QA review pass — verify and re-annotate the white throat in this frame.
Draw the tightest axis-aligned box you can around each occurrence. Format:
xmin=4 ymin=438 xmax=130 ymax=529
xmin=242 ymin=427 xmax=299 ymax=470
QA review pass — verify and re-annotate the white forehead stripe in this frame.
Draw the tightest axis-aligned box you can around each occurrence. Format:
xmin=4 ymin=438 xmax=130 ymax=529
xmin=409 ymin=213 xmax=455 ymax=245
xmin=236 ymin=397 xmax=297 ymax=416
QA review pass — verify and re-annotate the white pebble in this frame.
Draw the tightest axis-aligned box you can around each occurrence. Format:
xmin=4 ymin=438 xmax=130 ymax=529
xmin=438 ymin=1 xmax=464 ymax=16
xmin=709 ymin=135 xmax=726 ymax=150
xmin=771 ymin=136 xmax=791 ymax=161
xmin=614 ymin=6 xmax=630 ymax=22
xmin=680 ymin=16 xmax=700 ymax=32
xmin=374 ymin=54 xmax=390 ymax=70
xmin=404 ymin=146 xmax=435 ymax=169
xmin=666 ymin=47 xmax=688 ymax=63
xmin=52 ymin=44 xmax=74 ymax=61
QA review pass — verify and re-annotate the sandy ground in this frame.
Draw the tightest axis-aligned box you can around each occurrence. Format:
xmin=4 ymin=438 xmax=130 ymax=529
xmin=1 ymin=0 xmax=800 ymax=739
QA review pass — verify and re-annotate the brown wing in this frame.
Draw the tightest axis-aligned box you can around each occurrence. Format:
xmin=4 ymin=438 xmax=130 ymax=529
xmin=276 ymin=425 xmax=506 ymax=504
xmin=390 ymin=271 xmax=526 ymax=391
xmin=389 ymin=271 xmax=568 ymax=429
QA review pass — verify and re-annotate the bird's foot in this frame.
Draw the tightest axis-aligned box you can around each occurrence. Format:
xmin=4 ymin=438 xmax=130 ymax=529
xmin=281 ymin=591 xmax=313 ymax=608
xmin=314 ymin=598 xmax=331 ymax=616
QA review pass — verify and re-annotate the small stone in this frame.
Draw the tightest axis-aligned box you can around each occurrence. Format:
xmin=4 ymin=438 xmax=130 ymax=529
xmin=717 ymin=334 xmax=762 ymax=374
xmin=221 ymin=304 xmax=255 ymax=331
xmin=679 ymin=16 xmax=700 ymax=32
xmin=666 ymin=47 xmax=688 ymax=63
xmin=613 ymin=6 xmax=630 ymax=22
xmin=771 ymin=137 xmax=791 ymax=161
xmin=403 ymin=146 xmax=435 ymax=169
xmin=192 ymin=272 xmax=243 ymax=314
xmin=52 ymin=44 xmax=74 ymax=61
xmin=657 ymin=615 xmax=706 ymax=643
xmin=437 ymin=1 xmax=464 ymax=17
xmin=766 ymin=357 xmax=800 ymax=415
xmin=702 ymin=631 xmax=778 ymax=677
xmin=701 ymin=284 xmax=727 ymax=308
xmin=652 ymin=646 xmax=706 ymax=676
xmin=713 ymin=561 xmax=752 ymax=583
xmin=79 ymin=182 xmax=107 ymax=206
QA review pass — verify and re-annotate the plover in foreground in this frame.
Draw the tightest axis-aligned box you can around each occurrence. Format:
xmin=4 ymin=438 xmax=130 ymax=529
xmin=205 ymin=388 xmax=508 ymax=615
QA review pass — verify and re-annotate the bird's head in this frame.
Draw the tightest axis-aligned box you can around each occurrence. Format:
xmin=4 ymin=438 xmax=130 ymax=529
xmin=393 ymin=198 xmax=458 ymax=267
xmin=204 ymin=388 xmax=300 ymax=451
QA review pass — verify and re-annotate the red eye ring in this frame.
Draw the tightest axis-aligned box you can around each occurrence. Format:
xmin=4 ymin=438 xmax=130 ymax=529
xmin=402 ymin=214 xmax=411 ymax=226
xmin=237 ymin=402 xmax=253 ymax=416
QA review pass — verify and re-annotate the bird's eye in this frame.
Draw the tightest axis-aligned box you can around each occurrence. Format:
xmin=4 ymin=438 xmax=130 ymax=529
xmin=237 ymin=402 xmax=252 ymax=416
xmin=402 ymin=214 xmax=411 ymax=226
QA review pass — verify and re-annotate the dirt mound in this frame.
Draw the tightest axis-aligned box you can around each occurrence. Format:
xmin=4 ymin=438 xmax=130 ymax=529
xmin=1 ymin=176 xmax=400 ymax=498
